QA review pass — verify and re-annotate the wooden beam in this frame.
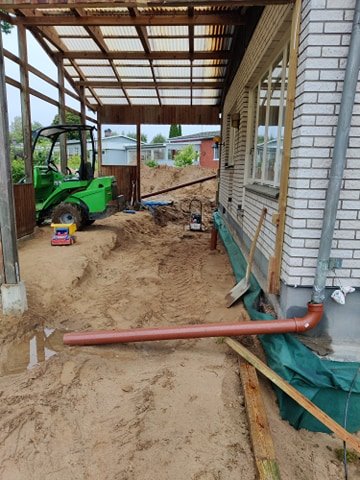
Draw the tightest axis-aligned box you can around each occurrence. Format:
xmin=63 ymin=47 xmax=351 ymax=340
xmin=57 ymin=58 xmax=67 ymax=174
xmin=16 ymin=13 xmax=247 ymax=27
xmin=96 ymin=116 xmax=103 ymax=174
xmin=61 ymin=51 xmax=230 ymax=60
xmin=0 ymin=30 xmax=20 ymax=285
xmin=225 ymin=337 xmax=360 ymax=455
xmin=17 ymin=24 xmax=33 ymax=184
xmin=238 ymin=358 xmax=281 ymax=479
xmin=136 ymin=123 xmax=141 ymax=203
xmin=99 ymin=104 xmax=220 ymax=124
xmin=268 ymin=0 xmax=301 ymax=294
xmin=0 ymin=1 xmax=294 ymax=9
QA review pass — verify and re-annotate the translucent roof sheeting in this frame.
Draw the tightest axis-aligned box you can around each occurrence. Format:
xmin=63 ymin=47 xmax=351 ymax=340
xmin=5 ymin=3 xmax=261 ymax=110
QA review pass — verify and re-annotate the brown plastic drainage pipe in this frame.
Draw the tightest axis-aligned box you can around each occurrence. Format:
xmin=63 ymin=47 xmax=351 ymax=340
xmin=63 ymin=303 xmax=323 ymax=346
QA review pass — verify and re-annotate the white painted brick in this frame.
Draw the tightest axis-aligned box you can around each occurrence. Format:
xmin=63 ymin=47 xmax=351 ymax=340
xmin=326 ymin=0 xmax=355 ymax=8
xmin=319 ymin=69 xmax=345 ymax=81
xmin=321 ymin=46 xmax=349 ymax=57
xmin=310 ymin=10 xmax=343 ymax=21
xmin=307 ymin=34 xmax=342 ymax=46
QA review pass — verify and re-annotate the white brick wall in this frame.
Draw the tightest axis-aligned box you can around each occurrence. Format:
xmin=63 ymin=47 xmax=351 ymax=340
xmin=285 ymin=0 xmax=360 ymax=287
xmin=220 ymin=5 xmax=292 ymax=263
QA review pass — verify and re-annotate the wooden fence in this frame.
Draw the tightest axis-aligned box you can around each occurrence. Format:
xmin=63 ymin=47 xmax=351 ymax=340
xmin=13 ymin=183 xmax=36 ymax=238
xmin=101 ymin=165 xmax=137 ymax=203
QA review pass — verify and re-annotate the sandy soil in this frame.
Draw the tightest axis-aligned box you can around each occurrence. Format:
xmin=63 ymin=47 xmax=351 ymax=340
xmin=0 ymin=166 xmax=358 ymax=479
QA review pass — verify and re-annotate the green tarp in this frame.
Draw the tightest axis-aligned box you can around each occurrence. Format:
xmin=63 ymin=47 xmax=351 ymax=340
xmin=214 ymin=211 xmax=360 ymax=433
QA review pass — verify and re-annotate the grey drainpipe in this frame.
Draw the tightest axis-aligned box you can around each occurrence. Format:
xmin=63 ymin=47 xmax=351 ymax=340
xmin=312 ymin=0 xmax=360 ymax=304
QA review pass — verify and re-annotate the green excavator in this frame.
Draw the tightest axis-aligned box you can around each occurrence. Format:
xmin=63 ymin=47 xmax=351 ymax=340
xmin=32 ymin=124 xmax=123 ymax=229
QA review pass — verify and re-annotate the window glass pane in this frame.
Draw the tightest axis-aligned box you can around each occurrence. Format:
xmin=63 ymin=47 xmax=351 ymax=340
xmin=255 ymin=75 xmax=268 ymax=180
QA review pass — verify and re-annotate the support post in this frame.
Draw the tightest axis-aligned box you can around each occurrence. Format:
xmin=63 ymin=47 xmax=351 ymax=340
xmin=57 ymin=58 xmax=67 ymax=174
xmin=136 ymin=123 xmax=141 ymax=203
xmin=97 ymin=118 xmax=102 ymax=176
xmin=17 ymin=24 xmax=32 ymax=184
xmin=80 ymin=86 xmax=87 ymax=163
xmin=0 ymin=30 xmax=27 ymax=314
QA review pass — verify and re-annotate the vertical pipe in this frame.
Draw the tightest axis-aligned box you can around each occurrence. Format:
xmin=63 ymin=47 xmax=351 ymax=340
xmin=136 ymin=123 xmax=141 ymax=203
xmin=0 ymin=30 xmax=20 ymax=284
xmin=312 ymin=0 xmax=360 ymax=303
xmin=17 ymin=24 xmax=33 ymax=184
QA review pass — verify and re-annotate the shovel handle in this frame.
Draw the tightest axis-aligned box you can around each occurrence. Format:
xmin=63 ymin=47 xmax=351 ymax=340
xmin=245 ymin=207 xmax=267 ymax=282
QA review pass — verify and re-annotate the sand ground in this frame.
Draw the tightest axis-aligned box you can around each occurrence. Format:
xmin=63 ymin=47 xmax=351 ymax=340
xmin=0 ymin=166 xmax=358 ymax=479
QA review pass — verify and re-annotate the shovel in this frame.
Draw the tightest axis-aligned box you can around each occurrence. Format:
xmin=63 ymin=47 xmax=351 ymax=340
xmin=225 ymin=207 xmax=267 ymax=307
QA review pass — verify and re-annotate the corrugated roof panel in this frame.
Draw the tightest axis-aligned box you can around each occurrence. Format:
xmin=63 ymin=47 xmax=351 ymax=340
xmin=54 ymin=26 xmax=88 ymax=37
xmin=84 ymin=7 xmax=128 ymax=13
xmin=159 ymin=89 xmax=190 ymax=97
xmin=94 ymin=88 xmax=125 ymax=97
xmin=192 ymin=98 xmax=219 ymax=105
xmin=117 ymin=66 xmax=153 ymax=78
xmin=192 ymin=89 xmax=220 ymax=97
xmin=80 ymin=66 xmax=115 ymax=77
xmin=105 ymin=38 xmax=144 ymax=51
xmin=193 ymin=59 xmax=227 ymax=66
xmin=85 ymin=89 xmax=92 ymax=96
xmin=100 ymin=26 xmax=138 ymax=37
xmin=126 ymin=89 xmax=157 ymax=97
xmin=61 ymin=38 xmax=101 ymax=52
xmin=147 ymin=26 xmax=188 ymax=37
xmin=130 ymin=97 xmax=159 ymax=105
xmin=114 ymin=60 xmax=150 ymax=66
xmin=138 ymin=6 xmax=187 ymax=12
xmin=162 ymin=98 xmax=191 ymax=105
xmin=192 ymin=66 xmax=226 ymax=78
xmin=149 ymin=38 xmax=188 ymax=52
xmin=87 ymin=97 xmax=98 ymax=104
xmin=153 ymin=60 xmax=190 ymax=66
xmin=154 ymin=67 xmax=190 ymax=78
xmin=100 ymin=97 xmax=129 ymax=105
xmin=76 ymin=59 xmax=111 ymax=66
xmin=64 ymin=66 xmax=78 ymax=77
xmin=40 ymin=8 xmax=71 ymax=14
xmin=194 ymin=37 xmax=215 ymax=52
xmin=43 ymin=38 xmax=59 ymax=52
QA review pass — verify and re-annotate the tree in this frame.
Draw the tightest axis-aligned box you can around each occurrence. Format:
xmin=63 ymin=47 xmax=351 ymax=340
xmin=126 ymin=131 xmax=148 ymax=143
xmin=52 ymin=111 xmax=82 ymax=140
xmin=169 ymin=124 xmax=182 ymax=138
xmin=151 ymin=133 xmax=166 ymax=144
xmin=9 ymin=116 xmax=43 ymax=144
xmin=174 ymin=145 xmax=198 ymax=167
xmin=1 ymin=12 xmax=13 ymax=34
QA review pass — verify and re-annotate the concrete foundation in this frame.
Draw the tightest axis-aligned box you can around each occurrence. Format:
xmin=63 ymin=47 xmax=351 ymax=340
xmin=1 ymin=281 xmax=28 ymax=315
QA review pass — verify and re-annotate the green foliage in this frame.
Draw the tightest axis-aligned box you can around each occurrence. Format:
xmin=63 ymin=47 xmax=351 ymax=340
xmin=151 ymin=133 xmax=166 ymax=144
xmin=0 ymin=11 xmax=13 ymax=34
xmin=126 ymin=131 xmax=148 ymax=143
xmin=11 ymin=158 xmax=25 ymax=183
xmin=335 ymin=448 xmax=359 ymax=464
xmin=169 ymin=124 xmax=182 ymax=138
xmin=145 ymin=160 xmax=158 ymax=168
xmin=68 ymin=154 xmax=81 ymax=170
xmin=174 ymin=145 xmax=198 ymax=167
xmin=9 ymin=116 xmax=42 ymax=145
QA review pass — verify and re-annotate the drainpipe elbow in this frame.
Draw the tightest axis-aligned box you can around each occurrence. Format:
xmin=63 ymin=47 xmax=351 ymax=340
xmin=293 ymin=303 xmax=324 ymax=333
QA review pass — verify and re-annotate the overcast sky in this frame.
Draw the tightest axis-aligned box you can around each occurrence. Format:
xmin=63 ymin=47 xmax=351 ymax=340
xmin=2 ymin=28 xmax=220 ymax=141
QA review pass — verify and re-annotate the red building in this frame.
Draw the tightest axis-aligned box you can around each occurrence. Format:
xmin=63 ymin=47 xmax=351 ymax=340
xmin=168 ymin=131 xmax=220 ymax=169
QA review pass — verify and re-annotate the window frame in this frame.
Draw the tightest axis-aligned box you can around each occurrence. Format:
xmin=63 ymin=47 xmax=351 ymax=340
xmin=246 ymin=43 xmax=289 ymax=189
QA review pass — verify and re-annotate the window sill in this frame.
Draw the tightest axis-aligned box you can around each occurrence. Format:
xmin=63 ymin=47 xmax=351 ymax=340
xmin=245 ymin=183 xmax=280 ymax=200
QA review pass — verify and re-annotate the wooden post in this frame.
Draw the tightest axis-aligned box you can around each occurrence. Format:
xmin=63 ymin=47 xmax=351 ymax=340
xmin=97 ymin=118 xmax=102 ymax=176
xmin=210 ymin=226 xmax=218 ymax=250
xmin=57 ymin=58 xmax=67 ymax=174
xmin=0 ymin=30 xmax=20 ymax=285
xmin=136 ymin=123 xmax=141 ymax=203
xmin=17 ymin=24 xmax=33 ymax=184
xmin=80 ymin=86 xmax=87 ymax=163
xmin=268 ymin=0 xmax=302 ymax=294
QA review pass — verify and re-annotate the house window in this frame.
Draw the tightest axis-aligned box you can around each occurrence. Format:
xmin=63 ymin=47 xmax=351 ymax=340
xmin=248 ymin=44 xmax=289 ymax=187
xmin=227 ymin=112 xmax=237 ymax=167
xmin=213 ymin=143 xmax=220 ymax=161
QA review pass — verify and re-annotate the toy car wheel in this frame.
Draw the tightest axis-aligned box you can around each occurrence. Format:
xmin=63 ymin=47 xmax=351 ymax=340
xmin=52 ymin=202 xmax=83 ymax=230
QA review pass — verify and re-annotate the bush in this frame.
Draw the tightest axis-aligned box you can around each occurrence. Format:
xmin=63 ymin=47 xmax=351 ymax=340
xmin=12 ymin=158 xmax=25 ymax=183
xmin=174 ymin=145 xmax=198 ymax=167
xmin=145 ymin=160 xmax=159 ymax=168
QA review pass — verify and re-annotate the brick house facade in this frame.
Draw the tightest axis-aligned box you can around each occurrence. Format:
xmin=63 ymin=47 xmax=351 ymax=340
xmin=218 ymin=0 xmax=360 ymax=359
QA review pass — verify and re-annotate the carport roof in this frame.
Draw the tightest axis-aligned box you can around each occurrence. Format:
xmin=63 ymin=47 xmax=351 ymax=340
xmin=0 ymin=1 xmax=281 ymax=113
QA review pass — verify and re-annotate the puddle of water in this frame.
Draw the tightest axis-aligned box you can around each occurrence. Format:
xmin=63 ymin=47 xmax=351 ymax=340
xmin=0 ymin=328 xmax=65 ymax=377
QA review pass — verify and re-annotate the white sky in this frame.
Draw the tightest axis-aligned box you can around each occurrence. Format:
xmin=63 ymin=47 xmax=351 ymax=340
xmin=2 ymin=28 xmax=220 ymax=141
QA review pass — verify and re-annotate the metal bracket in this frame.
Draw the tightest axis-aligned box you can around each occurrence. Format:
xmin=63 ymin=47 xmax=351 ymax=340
xmin=328 ymin=258 xmax=343 ymax=270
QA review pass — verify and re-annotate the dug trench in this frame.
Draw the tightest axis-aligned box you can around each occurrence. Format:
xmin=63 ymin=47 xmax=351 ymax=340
xmin=0 ymin=167 xmax=358 ymax=479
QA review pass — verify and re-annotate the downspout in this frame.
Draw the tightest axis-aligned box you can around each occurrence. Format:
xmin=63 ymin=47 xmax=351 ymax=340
xmin=312 ymin=0 xmax=360 ymax=303
xmin=63 ymin=2 xmax=360 ymax=347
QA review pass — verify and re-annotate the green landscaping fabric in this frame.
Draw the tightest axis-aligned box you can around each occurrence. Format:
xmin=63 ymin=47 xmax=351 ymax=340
xmin=214 ymin=211 xmax=360 ymax=433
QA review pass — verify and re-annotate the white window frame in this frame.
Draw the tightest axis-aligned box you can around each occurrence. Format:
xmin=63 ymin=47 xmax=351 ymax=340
xmin=246 ymin=43 xmax=289 ymax=188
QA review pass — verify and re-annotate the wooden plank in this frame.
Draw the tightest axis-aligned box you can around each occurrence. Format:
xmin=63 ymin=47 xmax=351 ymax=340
xmin=269 ymin=0 xmax=301 ymax=294
xmin=13 ymin=184 xmax=36 ymax=238
xmin=101 ymin=166 xmax=137 ymax=203
xmin=99 ymin=105 xmax=220 ymax=125
xmin=225 ymin=337 xmax=360 ymax=454
xmin=16 ymin=13 xmax=247 ymax=27
xmin=239 ymin=359 xmax=281 ymax=480
xmin=136 ymin=124 xmax=141 ymax=203
xmin=17 ymin=24 xmax=33 ymax=184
